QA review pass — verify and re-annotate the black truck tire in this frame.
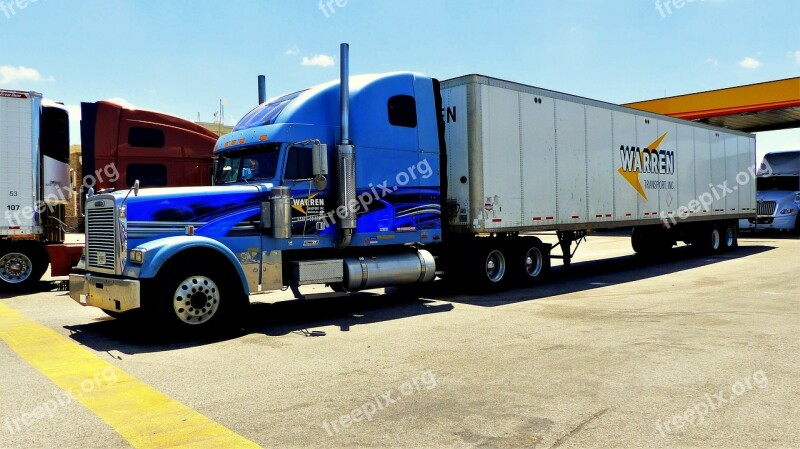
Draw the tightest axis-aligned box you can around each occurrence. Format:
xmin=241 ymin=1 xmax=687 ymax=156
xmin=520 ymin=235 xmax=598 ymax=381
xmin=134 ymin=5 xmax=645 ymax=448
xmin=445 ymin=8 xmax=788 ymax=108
xmin=154 ymin=261 xmax=246 ymax=334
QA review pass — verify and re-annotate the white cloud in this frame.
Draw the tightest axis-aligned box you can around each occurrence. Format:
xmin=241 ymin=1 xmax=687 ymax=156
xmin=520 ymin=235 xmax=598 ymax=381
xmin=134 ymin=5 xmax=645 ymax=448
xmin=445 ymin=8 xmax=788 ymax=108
xmin=285 ymin=44 xmax=300 ymax=56
xmin=794 ymin=50 xmax=800 ymax=65
xmin=738 ymin=57 xmax=761 ymax=69
xmin=105 ymin=97 xmax=136 ymax=109
xmin=0 ymin=65 xmax=54 ymax=84
xmin=705 ymin=58 xmax=719 ymax=67
xmin=301 ymin=54 xmax=335 ymax=68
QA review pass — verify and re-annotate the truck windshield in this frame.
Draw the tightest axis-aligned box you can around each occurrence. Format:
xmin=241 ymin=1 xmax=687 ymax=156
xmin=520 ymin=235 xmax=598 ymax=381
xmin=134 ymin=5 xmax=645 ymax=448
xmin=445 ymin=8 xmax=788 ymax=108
xmin=215 ymin=143 xmax=281 ymax=184
xmin=757 ymin=176 xmax=800 ymax=191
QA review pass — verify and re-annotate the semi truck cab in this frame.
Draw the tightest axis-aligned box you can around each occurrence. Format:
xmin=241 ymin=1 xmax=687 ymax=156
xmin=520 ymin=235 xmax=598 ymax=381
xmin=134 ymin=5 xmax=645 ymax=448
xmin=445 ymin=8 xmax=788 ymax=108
xmin=70 ymin=66 xmax=443 ymax=330
xmin=739 ymin=151 xmax=800 ymax=232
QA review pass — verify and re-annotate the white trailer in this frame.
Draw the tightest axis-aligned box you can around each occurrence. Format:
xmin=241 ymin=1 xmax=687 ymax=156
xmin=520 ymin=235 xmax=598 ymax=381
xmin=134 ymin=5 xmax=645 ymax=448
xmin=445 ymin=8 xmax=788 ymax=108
xmin=0 ymin=89 xmax=81 ymax=290
xmin=439 ymin=75 xmax=755 ymax=280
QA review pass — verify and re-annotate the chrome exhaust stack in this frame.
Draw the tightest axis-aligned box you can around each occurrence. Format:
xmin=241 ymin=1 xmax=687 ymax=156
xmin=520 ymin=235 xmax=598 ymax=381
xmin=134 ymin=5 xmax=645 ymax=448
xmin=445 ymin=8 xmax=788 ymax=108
xmin=336 ymin=43 xmax=356 ymax=248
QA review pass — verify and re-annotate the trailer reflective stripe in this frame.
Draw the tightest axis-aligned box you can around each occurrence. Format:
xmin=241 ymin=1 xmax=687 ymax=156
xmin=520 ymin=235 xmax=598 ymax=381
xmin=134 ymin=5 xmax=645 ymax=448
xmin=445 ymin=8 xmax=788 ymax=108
xmin=0 ymin=303 xmax=259 ymax=449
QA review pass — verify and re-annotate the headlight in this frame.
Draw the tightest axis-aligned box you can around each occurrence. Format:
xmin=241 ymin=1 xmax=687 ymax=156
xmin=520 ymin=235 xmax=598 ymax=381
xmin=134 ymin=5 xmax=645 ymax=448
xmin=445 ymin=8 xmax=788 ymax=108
xmin=129 ymin=249 xmax=146 ymax=264
xmin=778 ymin=208 xmax=795 ymax=215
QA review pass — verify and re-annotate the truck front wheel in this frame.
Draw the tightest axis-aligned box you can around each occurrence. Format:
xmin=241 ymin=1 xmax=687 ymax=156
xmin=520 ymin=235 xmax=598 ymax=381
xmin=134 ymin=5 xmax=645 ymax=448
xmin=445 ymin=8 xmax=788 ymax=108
xmin=156 ymin=262 xmax=245 ymax=333
xmin=0 ymin=242 xmax=49 ymax=292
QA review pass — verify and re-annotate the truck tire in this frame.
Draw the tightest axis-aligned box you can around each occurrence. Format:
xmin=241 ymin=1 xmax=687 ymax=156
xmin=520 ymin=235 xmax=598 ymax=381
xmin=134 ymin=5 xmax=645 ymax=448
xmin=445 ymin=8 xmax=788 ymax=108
xmin=631 ymin=226 xmax=672 ymax=257
xmin=155 ymin=262 xmax=245 ymax=334
xmin=517 ymin=239 xmax=550 ymax=285
xmin=693 ymin=224 xmax=723 ymax=254
xmin=0 ymin=241 xmax=50 ymax=292
xmin=722 ymin=223 xmax=738 ymax=250
xmin=474 ymin=246 xmax=509 ymax=289
xmin=631 ymin=227 xmax=650 ymax=255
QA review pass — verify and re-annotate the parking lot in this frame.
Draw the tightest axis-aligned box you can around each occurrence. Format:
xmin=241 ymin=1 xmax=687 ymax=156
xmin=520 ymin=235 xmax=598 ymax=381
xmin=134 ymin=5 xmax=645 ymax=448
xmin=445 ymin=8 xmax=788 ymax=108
xmin=1 ymin=232 xmax=798 ymax=449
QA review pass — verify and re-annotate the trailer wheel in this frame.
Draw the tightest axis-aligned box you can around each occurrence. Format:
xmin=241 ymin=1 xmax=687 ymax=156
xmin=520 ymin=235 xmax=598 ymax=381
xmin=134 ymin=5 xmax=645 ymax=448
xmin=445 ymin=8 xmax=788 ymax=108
xmin=155 ymin=261 xmax=245 ymax=334
xmin=474 ymin=247 xmax=508 ymax=289
xmin=630 ymin=227 xmax=650 ymax=255
xmin=0 ymin=242 xmax=49 ymax=292
xmin=722 ymin=223 xmax=738 ymax=250
xmin=693 ymin=224 xmax=723 ymax=254
xmin=518 ymin=239 xmax=550 ymax=285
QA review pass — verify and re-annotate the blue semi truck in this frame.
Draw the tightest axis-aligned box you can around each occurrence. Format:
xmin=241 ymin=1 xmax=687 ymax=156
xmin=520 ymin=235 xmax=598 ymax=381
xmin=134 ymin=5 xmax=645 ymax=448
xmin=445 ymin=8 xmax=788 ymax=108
xmin=69 ymin=44 xmax=755 ymax=331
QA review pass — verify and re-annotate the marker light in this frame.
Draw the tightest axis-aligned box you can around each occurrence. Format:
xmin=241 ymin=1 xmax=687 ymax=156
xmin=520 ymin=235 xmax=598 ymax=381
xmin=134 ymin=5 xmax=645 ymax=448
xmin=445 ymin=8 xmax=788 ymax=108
xmin=129 ymin=249 xmax=146 ymax=264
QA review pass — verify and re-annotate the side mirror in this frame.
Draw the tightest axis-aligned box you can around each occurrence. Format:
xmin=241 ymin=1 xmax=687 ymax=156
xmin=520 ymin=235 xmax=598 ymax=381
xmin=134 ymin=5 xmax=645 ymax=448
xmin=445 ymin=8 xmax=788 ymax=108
xmin=133 ymin=179 xmax=140 ymax=197
xmin=312 ymin=143 xmax=328 ymax=190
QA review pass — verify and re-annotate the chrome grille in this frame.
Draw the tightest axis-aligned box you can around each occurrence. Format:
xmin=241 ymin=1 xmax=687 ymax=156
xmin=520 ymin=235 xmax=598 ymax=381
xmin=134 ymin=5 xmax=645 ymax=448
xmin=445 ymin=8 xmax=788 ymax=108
xmin=757 ymin=201 xmax=777 ymax=216
xmin=86 ymin=206 xmax=117 ymax=272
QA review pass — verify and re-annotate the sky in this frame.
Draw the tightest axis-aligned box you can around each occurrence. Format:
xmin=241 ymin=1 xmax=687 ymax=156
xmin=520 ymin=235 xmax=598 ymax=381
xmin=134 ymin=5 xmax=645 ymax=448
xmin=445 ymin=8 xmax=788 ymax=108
xmin=0 ymin=0 xmax=797 ymax=161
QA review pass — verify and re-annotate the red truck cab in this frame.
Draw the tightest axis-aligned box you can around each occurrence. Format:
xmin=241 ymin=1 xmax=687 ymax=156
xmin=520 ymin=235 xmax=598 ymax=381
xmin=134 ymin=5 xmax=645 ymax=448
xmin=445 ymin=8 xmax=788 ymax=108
xmin=80 ymin=101 xmax=218 ymax=191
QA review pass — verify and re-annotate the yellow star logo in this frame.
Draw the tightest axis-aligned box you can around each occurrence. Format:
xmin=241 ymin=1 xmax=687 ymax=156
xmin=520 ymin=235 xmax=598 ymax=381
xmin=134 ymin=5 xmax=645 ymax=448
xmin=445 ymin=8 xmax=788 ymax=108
xmin=618 ymin=132 xmax=668 ymax=201
xmin=291 ymin=192 xmax=320 ymax=214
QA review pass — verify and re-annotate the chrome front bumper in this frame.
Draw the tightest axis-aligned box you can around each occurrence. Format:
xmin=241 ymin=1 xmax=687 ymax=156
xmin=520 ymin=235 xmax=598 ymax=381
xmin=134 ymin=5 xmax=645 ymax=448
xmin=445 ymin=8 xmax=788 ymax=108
xmin=740 ymin=214 xmax=797 ymax=231
xmin=69 ymin=273 xmax=141 ymax=313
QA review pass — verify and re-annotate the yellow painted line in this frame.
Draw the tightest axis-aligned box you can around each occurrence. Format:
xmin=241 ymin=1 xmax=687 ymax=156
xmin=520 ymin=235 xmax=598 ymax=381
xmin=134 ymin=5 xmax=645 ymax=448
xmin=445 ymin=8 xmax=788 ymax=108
xmin=0 ymin=302 xmax=260 ymax=449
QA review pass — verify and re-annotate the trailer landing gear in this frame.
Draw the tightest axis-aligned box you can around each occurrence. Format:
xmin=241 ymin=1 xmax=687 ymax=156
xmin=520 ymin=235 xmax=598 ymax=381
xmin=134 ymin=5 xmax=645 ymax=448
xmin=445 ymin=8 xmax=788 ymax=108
xmin=552 ymin=231 xmax=586 ymax=267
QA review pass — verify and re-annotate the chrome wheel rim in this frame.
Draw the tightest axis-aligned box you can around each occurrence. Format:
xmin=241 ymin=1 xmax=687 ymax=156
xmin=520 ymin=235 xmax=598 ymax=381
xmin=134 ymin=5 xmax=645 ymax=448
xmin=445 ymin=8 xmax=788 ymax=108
xmin=172 ymin=276 xmax=220 ymax=325
xmin=725 ymin=227 xmax=734 ymax=247
xmin=0 ymin=252 xmax=33 ymax=284
xmin=485 ymin=250 xmax=506 ymax=283
xmin=524 ymin=247 xmax=543 ymax=278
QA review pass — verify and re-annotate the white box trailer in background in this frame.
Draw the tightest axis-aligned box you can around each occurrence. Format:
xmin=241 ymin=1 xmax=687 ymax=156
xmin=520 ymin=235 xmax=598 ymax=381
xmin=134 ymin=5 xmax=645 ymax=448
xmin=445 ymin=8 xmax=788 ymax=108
xmin=440 ymin=75 xmax=755 ymax=271
xmin=0 ymin=90 xmax=41 ymax=235
xmin=0 ymin=89 xmax=82 ymax=291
